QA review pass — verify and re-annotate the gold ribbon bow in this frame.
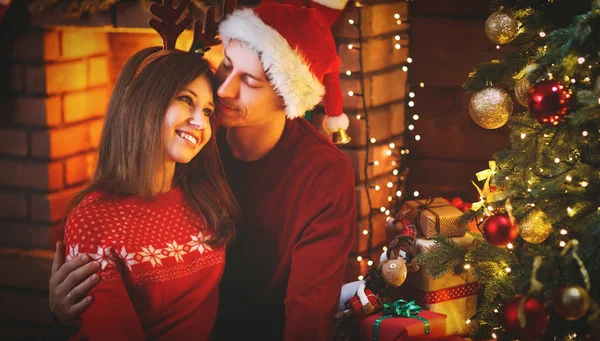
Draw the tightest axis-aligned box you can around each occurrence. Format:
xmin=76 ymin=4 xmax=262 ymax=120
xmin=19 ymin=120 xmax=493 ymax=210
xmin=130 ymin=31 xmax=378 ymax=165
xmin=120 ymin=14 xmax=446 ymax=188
xmin=471 ymin=160 xmax=506 ymax=212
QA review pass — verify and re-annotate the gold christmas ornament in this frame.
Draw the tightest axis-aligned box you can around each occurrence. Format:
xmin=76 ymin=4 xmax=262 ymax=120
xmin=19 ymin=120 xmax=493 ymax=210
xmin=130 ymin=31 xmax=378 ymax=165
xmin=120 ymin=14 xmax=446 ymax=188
xmin=519 ymin=209 xmax=553 ymax=244
xmin=554 ymin=285 xmax=590 ymax=321
xmin=469 ymin=87 xmax=513 ymax=129
xmin=485 ymin=10 xmax=519 ymax=45
xmin=515 ymin=76 xmax=533 ymax=107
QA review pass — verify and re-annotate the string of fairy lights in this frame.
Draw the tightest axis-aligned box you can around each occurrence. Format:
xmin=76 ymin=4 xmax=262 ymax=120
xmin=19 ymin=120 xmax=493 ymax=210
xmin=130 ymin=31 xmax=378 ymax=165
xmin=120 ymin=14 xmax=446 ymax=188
xmin=343 ymin=0 xmax=424 ymax=280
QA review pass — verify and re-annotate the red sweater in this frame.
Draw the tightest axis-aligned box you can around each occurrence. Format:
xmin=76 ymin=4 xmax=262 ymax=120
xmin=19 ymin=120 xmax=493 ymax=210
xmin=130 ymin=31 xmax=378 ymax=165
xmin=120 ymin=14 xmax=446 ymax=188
xmin=213 ymin=118 xmax=356 ymax=340
xmin=64 ymin=187 xmax=224 ymax=341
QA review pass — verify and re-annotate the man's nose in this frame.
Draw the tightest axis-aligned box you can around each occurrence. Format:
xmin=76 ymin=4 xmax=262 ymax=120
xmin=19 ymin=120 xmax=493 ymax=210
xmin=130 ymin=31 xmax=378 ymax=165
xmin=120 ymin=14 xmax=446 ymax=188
xmin=217 ymin=73 xmax=239 ymax=99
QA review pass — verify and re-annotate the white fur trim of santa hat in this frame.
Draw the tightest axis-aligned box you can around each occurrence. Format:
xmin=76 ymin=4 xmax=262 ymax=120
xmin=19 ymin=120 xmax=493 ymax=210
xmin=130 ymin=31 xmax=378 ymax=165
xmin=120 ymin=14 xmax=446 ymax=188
xmin=311 ymin=0 xmax=349 ymax=10
xmin=323 ymin=113 xmax=349 ymax=133
xmin=218 ymin=8 xmax=325 ymax=119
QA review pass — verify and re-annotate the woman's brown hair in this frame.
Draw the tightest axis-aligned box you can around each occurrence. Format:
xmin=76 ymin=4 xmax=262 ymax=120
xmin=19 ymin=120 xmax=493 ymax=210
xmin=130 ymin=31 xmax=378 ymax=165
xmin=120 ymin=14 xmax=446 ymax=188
xmin=67 ymin=47 xmax=240 ymax=247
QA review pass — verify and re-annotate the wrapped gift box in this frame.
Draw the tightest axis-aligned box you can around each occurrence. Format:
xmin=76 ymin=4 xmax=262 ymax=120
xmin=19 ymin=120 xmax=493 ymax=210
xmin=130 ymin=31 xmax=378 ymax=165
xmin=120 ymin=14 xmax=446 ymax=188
xmin=403 ymin=234 xmax=478 ymax=336
xmin=359 ymin=309 xmax=447 ymax=341
xmin=400 ymin=198 xmax=469 ymax=238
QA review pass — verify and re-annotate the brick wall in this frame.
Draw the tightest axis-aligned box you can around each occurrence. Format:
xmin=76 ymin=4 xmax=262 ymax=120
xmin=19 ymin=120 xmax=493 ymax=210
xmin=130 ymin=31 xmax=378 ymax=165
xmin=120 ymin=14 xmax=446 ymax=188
xmin=324 ymin=0 xmax=410 ymax=282
xmin=2 ymin=28 xmax=110 ymax=251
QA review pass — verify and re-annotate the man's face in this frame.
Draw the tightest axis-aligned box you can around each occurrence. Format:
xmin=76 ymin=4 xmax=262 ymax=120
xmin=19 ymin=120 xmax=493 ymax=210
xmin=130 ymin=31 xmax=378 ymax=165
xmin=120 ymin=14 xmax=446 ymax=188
xmin=214 ymin=40 xmax=285 ymax=127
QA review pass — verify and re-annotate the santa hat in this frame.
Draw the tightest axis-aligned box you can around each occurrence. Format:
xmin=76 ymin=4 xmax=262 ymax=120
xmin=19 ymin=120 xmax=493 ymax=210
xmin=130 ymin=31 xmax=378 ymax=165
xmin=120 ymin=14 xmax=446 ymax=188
xmin=218 ymin=0 xmax=351 ymax=140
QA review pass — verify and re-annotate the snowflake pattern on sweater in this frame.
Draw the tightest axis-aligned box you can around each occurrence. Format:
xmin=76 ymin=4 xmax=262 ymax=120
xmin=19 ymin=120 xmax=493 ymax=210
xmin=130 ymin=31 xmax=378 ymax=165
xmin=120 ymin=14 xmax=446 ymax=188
xmin=64 ymin=187 xmax=224 ymax=340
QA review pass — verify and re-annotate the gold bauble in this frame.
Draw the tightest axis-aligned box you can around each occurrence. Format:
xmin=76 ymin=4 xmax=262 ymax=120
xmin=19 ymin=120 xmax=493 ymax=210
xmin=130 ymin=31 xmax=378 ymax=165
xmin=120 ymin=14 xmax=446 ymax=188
xmin=554 ymin=285 xmax=590 ymax=321
xmin=519 ymin=209 xmax=553 ymax=244
xmin=469 ymin=87 xmax=513 ymax=129
xmin=485 ymin=10 xmax=519 ymax=44
xmin=515 ymin=76 xmax=533 ymax=107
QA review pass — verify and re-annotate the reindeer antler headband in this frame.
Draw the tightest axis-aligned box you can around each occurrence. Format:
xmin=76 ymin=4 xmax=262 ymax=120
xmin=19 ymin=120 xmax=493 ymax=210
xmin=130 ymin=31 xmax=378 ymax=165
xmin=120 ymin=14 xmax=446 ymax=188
xmin=134 ymin=0 xmax=237 ymax=78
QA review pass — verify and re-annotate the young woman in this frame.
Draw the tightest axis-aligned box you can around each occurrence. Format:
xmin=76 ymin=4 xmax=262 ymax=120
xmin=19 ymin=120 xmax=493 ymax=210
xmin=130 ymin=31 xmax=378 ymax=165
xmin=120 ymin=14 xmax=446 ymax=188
xmin=62 ymin=47 xmax=240 ymax=341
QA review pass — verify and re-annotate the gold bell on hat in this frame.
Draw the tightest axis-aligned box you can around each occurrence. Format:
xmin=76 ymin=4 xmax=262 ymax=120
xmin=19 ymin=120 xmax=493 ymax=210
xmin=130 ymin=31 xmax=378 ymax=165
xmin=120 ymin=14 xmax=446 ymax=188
xmin=332 ymin=128 xmax=351 ymax=145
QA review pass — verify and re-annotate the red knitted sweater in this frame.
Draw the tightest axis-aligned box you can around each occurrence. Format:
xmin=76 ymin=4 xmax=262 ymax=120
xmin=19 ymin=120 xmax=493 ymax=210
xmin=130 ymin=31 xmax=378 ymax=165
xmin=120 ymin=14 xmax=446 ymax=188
xmin=64 ymin=187 xmax=224 ymax=341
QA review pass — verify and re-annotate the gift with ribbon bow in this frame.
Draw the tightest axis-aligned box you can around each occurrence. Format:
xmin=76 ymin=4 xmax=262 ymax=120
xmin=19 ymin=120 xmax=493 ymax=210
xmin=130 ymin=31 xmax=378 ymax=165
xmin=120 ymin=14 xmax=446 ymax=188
xmin=359 ymin=299 xmax=447 ymax=341
xmin=400 ymin=197 xmax=469 ymax=238
xmin=402 ymin=234 xmax=479 ymax=336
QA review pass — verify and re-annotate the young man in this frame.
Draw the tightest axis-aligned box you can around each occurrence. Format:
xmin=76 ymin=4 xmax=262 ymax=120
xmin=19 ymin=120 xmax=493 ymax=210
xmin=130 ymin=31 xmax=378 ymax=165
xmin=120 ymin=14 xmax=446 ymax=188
xmin=48 ymin=0 xmax=355 ymax=339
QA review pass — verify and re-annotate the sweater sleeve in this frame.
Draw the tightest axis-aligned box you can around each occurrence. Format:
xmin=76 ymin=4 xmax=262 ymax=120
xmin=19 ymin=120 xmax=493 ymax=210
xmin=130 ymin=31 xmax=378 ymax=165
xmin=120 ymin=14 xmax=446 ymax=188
xmin=283 ymin=158 xmax=356 ymax=341
xmin=64 ymin=203 xmax=145 ymax=341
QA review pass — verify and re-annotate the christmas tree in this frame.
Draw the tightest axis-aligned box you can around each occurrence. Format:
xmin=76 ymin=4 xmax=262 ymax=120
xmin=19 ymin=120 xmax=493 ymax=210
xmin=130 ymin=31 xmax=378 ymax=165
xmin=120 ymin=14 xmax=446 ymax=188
xmin=417 ymin=0 xmax=600 ymax=340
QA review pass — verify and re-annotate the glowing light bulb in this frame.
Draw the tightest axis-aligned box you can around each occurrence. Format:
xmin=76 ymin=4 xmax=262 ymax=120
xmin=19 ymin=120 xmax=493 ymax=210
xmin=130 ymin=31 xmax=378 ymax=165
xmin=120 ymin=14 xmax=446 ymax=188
xmin=578 ymin=57 xmax=586 ymax=64
xmin=464 ymin=264 xmax=471 ymax=270
xmin=413 ymin=114 xmax=419 ymax=120
xmin=505 ymin=267 xmax=512 ymax=273
xmin=356 ymin=114 xmax=362 ymax=120
xmin=583 ymin=131 xmax=588 ymax=136
xmin=357 ymin=256 xmax=363 ymax=261
xmin=348 ymin=91 xmax=354 ymax=96
xmin=358 ymin=275 xmax=364 ymax=280
xmin=555 ymin=158 xmax=560 ymax=163
xmin=402 ymin=66 xmax=408 ymax=72
xmin=373 ymin=160 xmax=379 ymax=166
xmin=386 ymin=150 xmax=392 ymax=156
xmin=389 ymin=143 xmax=396 ymax=148
xmin=419 ymin=82 xmax=425 ymax=88
xmin=465 ymin=319 xmax=471 ymax=325
xmin=566 ymin=175 xmax=572 ymax=182
xmin=408 ymin=124 xmax=415 ymax=130
xmin=375 ymin=185 xmax=381 ymax=191
xmin=387 ymin=182 xmax=393 ymax=188
xmin=370 ymin=138 xmax=376 ymax=143
xmin=367 ymin=260 xmax=373 ymax=266
xmin=380 ymin=207 xmax=386 ymax=213
xmin=395 ymin=44 xmax=401 ymax=50
xmin=388 ymin=196 xmax=393 ymax=202
xmin=346 ymin=70 xmax=352 ymax=76
xmin=394 ymin=35 xmax=400 ymax=41
xmin=363 ymin=230 xmax=369 ymax=235
xmin=394 ymin=13 xmax=400 ymax=19
xmin=507 ymin=243 xmax=513 ymax=249
xmin=494 ymin=309 xmax=499 ymax=313
xmin=415 ymin=135 xmax=421 ymax=141
xmin=559 ymin=241 xmax=567 ymax=247
xmin=560 ymin=229 xmax=567 ymax=235
xmin=539 ymin=31 xmax=546 ymax=38
xmin=348 ymin=19 xmax=355 ymax=25
xmin=407 ymin=57 xmax=413 ymax=63
xmin=413 ymin=191 xmax=419 ymax=197
xmin=521 ymin=133 xmax=526 ymax=139
xmin=396 ymin=191 xmax=402 ymax=197
xmin=348 ymin=44 xmax=354 ymax=50
xmin=408 ymin=101 xmax=415 ymax=107
xmin=581 ymin=181 xmax=589 ymax=187
xmin=393 ymin=169 xmax=399 ymax=176
xmin=409 ymin=92 xmax=415 ymax=98
xmin=385 ymin=210 xmax=390 ymax=216
xmin=492 ymin=333 xmax=497 ymax=339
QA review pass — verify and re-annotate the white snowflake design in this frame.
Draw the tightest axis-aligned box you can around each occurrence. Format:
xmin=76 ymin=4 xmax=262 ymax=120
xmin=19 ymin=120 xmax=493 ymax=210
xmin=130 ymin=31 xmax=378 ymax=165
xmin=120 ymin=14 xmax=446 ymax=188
xmin=165 ymin=240 xmax=187 ymax=263
xmin=66 ymin=232 xmax=215 ymax=270
xmin=89 ymin=246 xmax=116 ymax=270
xmin=119 ymin=246 xmax=138 ymax=271
xmin=139 ymin=245 xmax=168 ymax=268
xmin=187 ymin=232 xmax=212 ymax=255
xmin=66 ymin=244 xmax=79 ymax=262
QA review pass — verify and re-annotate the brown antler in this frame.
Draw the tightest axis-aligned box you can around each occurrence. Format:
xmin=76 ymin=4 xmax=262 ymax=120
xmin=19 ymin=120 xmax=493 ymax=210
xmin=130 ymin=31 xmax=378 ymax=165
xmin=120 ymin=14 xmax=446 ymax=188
xmin=149 ymin=0 xmax=194 ymax=50
xmin=189 ymin=0 xmax=238 ymax=53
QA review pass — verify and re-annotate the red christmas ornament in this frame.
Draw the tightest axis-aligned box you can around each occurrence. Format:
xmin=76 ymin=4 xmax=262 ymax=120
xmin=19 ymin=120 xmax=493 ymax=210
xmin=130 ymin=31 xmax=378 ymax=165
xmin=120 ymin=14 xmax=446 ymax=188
xmin=527 ymin=80 xmax=572 ymax=125
xmin=503 ymin=295 xmax=549 ymax=340
xmin=482 ymin=213 xmax=518 ymax=247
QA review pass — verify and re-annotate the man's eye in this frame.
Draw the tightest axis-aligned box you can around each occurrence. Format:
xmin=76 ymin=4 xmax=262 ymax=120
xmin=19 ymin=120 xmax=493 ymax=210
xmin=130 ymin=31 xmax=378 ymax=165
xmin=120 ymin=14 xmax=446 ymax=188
xmin=179 ymin=95 xmax=193 ymax=106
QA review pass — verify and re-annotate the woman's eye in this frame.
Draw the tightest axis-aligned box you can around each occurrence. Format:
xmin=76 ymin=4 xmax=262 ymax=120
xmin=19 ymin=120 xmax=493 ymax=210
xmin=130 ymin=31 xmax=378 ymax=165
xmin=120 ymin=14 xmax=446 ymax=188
xmin=203 ymin=108 xmax=214 ymax=117
xmin=179 ymin=95 xmax=193 ymax=106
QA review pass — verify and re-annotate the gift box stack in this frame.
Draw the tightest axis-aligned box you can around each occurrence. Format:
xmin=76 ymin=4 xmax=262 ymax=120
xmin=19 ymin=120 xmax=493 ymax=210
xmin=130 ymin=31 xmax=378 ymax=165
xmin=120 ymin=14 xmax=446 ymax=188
xmin=394 ymin=197 xmax=479 ymax=337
